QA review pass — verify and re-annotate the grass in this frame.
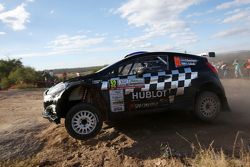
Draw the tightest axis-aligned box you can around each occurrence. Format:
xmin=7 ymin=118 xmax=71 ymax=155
xmin=159 ymin=132 xmax=250 ymax=167
xmin=1 ymin=147 xmax=249 ymax=167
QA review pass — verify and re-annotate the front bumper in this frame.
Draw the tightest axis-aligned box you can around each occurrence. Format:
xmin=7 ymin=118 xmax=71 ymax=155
xmin=42 ymin=90 xmax=63 ymax=124
xmin=42 ymin=104 xmax=60 ymax=124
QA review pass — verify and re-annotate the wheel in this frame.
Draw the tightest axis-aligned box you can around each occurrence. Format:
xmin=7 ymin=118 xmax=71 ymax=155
xmin=65 ymin=103 xmax=103 ymax=140
xmin=194 ymin=91 xmax=221 ymax=122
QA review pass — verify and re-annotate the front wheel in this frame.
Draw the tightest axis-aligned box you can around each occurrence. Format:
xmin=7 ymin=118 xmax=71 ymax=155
xmin=194 ymin=91 xmax=221 ymax=122
xmin=65 ymin=103 xmax=103 ymax=140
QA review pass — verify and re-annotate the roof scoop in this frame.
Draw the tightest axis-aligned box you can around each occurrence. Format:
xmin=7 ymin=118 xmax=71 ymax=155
xmin=125 ymin=51 xmax=148 ymax=58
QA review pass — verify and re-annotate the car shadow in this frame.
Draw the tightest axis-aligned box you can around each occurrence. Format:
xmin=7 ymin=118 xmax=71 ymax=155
xmin=101 ymin=110 xmax=249 ymax=160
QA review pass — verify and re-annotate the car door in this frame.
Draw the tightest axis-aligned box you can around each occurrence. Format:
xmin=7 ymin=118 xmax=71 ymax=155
xmin=106 ymin=59 xmax=145 ymax=113
xmin=125 ymin=55 xmax=174 ymax=111
xmin=169 ymin=54 xmax=199 ymax=104
xmin=104 ymin=54 xmax=176 ymax=113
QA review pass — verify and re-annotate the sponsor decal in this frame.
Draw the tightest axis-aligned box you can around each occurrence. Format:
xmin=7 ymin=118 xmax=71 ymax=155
xmin=129 ymin=78 xmax=144 ymax=85
xmin=134 ymin=102 xmax=158 ymax=109
xmin=109 ymin=90 xmax=125 ymax=112
xmin=174 ymin=56 xmax=198 ymax=67
xmin=109 ymin=80 xmax=117 ymax=89
xmin=132 ymin=90 xmax=168 ymax=100
xmin=118 ymin=79 xmax=129 ymax=86
xmin=110 ymin=78 xmax=145 ymax=89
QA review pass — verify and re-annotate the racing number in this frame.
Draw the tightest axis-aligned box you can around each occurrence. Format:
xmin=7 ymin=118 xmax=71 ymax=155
xmin=109 ymin=80 xmax=117 ymax=89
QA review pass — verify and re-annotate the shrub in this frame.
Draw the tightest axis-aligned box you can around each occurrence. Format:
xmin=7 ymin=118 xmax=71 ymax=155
xmin=0 ymin=77 xmax=11 ymax=89
xmin=0 ymin=58 xmax=43 ymax=89
xmin=8 ymin=67 xmax=39 ymax=85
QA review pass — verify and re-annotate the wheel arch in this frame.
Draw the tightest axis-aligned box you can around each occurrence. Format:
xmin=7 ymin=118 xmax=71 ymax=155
xmin=195 ymin=81 xmax=228 ymax=111
xmin=57 ymin=83 xmax=109 ymax=120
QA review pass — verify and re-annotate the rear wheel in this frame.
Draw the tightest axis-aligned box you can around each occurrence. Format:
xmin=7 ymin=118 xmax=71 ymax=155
xmin=65 ymin=103 xmax=103 ymax=140
xmin=194 ymin=91 xmax=221 ymax=122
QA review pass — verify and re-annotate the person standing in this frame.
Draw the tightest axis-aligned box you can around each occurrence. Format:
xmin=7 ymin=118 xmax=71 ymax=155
xmin=245 ymin=59 xmax=250 ymax=78
xmin=62 ymin=72 xmax=67 ymax=81
xmin=233 ymin=59 xmax=243 ymax=78
xmin=221 ymin=63 xmax=228 ymax=78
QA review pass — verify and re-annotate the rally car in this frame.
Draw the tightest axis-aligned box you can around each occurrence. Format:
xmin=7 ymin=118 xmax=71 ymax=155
xmin=43 ymin=51 xmax=230 ymax=140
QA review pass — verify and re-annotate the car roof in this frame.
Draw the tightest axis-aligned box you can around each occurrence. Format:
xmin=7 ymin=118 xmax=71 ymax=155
xmin=124 ymin=51 xmax=206 ymax=60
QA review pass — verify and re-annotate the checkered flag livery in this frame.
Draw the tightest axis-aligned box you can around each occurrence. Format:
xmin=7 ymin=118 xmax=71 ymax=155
xmin=101 ymin=67 xmax=198 ymax=97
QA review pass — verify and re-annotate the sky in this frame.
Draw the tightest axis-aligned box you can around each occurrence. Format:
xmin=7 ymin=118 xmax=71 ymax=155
xmin=0 ymin=0 xmax=250 ymax=70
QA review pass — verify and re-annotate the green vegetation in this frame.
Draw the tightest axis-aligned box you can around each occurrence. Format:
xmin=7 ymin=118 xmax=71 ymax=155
xmin=0 ymin=58 xmax=42 ymax=89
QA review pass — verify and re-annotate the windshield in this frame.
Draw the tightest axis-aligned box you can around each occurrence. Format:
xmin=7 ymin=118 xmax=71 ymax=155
xmin=95 ymin=59 xmax=122 ymax=73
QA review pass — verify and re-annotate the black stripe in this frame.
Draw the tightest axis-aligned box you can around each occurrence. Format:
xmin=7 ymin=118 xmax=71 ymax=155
xmin=170 ymin=88 xmax=177 ymax=95
xmin=178 ymin=80 xmax=185 ymax=87
xmin=172 ymin=74 xmax=179 ymax=81
xmin=144 ymin=77 xmax=151 ymax=84
xmin=178 ymin=68 xmax=185 ymax=73
xmin=149 ymin=84 xmax=157 ymax=91
xmin=158 ymin=76 xmax=165 ymax=82
xmin=164 ymin=82 xmax=171 ymax=89
xmin=185 ymin=73 xmax=192 ymax=79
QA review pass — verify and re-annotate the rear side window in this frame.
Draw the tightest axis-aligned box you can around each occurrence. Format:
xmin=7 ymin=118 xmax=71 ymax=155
xmin=174 ymin=56 xmax=198 ymax=68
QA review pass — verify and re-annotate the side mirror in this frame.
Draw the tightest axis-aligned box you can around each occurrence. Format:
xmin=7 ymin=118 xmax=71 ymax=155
xmin=208 ymin=52 xmax=216 ymax=57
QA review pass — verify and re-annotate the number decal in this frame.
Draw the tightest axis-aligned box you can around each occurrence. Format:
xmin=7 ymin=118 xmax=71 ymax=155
xmin=109 ymin=80 xmax=117 ymax=89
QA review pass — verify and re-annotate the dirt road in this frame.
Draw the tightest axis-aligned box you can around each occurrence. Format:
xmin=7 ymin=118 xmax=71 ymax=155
xmin=0 ymin=79 xmax=249 ymax=166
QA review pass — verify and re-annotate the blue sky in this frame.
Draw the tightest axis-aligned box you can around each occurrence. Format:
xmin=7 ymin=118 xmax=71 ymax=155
xmin=0 ymin=0 xmax=250 ymax=70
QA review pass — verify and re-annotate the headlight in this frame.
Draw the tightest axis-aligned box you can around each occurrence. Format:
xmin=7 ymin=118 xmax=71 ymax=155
xmin=47 ymin=82 xmax=67 ymax=96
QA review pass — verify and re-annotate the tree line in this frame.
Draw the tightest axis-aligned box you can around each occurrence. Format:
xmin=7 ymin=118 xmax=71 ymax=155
xmin=0 ymin=58 xmax=43 ymax=89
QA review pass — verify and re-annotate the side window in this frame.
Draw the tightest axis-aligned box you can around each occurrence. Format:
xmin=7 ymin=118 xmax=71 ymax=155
xmin=119 ymin=63 xmax=133 ymax=76
xmin=139 ymin=56 xmax=169 ymax=72
xmin=115 ymin=55 xmax=170 ymax=76
xmin=130 ymin=62 xmax=144 ymax=74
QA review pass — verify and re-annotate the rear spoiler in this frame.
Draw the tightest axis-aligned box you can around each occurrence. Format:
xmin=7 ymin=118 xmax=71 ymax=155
xmin=199 ymin=52 xmax=216 ymax=57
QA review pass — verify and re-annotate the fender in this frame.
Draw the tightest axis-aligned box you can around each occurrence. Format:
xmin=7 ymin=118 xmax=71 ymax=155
xmin=194 ymin=77 xmax=230 ymax=112
xmin=56 ymin=81 xmax=110 ymax=120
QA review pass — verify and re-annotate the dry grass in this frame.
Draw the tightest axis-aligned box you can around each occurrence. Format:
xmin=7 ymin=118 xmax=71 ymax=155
xmin=1 ymin=147 xmax=249 ymax=167
xmin=188 ymin=148 xmax=250 ymax=167
xmin=157 ymin=132 xmax=250 ymax=167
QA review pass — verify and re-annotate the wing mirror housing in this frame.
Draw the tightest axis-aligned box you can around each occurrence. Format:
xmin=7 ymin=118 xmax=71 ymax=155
xmin=199 ymin=52 xmax=216 ymax=57
xmin=208 ymin=52 xmax=216 ymax=57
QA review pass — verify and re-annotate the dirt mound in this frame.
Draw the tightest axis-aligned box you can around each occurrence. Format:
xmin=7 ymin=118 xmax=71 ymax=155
xmin=29 ymin=124 xmax=141 ymax=167
xmin=31 ymin=123 xmax=187 ymax=167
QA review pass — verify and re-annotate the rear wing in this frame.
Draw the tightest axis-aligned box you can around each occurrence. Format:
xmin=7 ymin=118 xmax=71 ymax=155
xmin=199 ymin=52 xmax=216 ymax=57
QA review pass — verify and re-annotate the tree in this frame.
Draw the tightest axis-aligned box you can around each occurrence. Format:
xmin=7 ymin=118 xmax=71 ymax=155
xmin=0 ymin=58 xmax=42 ymax=89
xmin=8 ymin=67 xmax=39 ymax=84
xmin=0 ymin=58 xmax=23 ymax=79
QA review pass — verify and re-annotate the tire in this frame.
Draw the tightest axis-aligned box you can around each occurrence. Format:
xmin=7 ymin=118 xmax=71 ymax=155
xmin=194 ymin=91 xmax=221 ymax=122
xmin=65 ymin=103 xmax=103 ymax=140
